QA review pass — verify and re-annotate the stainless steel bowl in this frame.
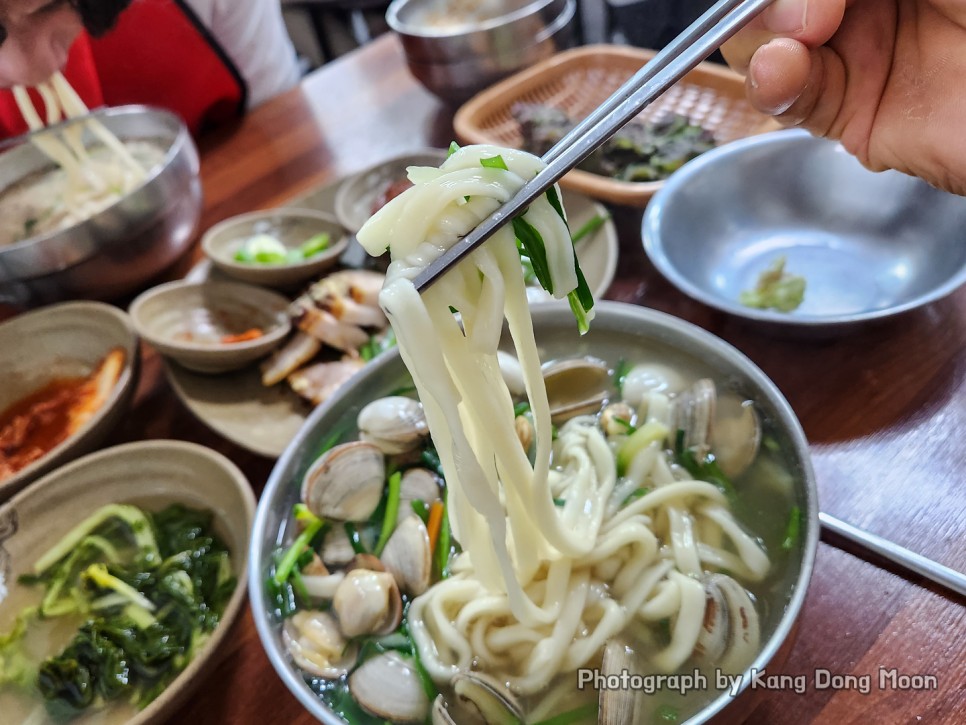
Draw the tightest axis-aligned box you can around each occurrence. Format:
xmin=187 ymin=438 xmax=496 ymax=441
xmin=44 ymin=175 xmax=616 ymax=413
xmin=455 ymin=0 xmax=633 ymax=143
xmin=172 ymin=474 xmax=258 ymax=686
xmin=249 ymin=301 xmax=819 ymax=724
xmin=0 ymin=105 xmax=202 ymax=310
xmin=642 ymin=129 xmax=966 ymax=331
xmin=387 ymin=0 xmax=577 ymax=105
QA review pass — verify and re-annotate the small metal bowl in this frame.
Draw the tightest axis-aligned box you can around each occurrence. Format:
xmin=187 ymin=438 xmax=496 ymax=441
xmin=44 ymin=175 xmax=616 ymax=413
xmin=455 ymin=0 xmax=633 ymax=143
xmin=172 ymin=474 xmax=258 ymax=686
xmin=249 ymin=301 xmax=819 ymax=724
xmin=0 ymin=105 xmax=201 ymax=311
xmin=387 ymin=0 xmax=577 ymax=105
xmin=202 ymin=209 xmax=349 ymax=289
xmin=642 ymin=129 xmax=966 ymax=331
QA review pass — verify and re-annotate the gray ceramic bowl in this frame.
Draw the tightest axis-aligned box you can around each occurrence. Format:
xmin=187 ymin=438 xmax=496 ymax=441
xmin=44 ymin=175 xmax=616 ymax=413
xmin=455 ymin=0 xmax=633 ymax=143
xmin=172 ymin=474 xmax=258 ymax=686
xmin=642 ymin=129 xmax=966 ymax=330
xmin=202 ymin=209 xmax=349 ymax=289
xmin=334 ymin=148 xmax=448 ymax=232
xmin=0 ymin=106 xmax=201 ymax=311
xmin=0 ymin=301 xmax=139 ymax=501
xmin=0 ymin=439 xmax=255 ymax=724
xmin=387 ymin=0 xmax=577 ymax=105
xmin=249 ymin=301 xmax=819 ymax=724
xmin=129 ymin=279 xmax=291 ymax=374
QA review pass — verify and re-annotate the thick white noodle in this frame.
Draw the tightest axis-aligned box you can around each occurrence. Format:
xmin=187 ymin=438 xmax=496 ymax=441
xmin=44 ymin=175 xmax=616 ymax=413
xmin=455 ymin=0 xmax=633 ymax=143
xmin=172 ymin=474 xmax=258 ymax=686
xmin=356 ymin=145 xmax=770 ymax=699
xmin=10 ymin=74 xmax=147 ymax=230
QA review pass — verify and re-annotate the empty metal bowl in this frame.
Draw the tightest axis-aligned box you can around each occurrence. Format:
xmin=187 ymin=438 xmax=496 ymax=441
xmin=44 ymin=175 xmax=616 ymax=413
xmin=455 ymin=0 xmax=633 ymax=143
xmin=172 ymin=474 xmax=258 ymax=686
xmin=0 ymin=105 xmax=202 ymax=311
xmin=387 ymin=0 xmax=577 ymax=105
xmin=642 ymin=129 xmax=966 ymax=330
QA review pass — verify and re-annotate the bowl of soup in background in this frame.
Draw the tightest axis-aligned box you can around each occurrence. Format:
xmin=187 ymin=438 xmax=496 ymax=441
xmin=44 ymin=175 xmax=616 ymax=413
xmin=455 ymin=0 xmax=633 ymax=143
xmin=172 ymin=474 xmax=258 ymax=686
xmin=387 ymin=0 xmax=578 ymax=105
xmin=249 ymin=301 xmax=819 ymax=724
xmin=0 ymin=105 xmax=201 ymax=311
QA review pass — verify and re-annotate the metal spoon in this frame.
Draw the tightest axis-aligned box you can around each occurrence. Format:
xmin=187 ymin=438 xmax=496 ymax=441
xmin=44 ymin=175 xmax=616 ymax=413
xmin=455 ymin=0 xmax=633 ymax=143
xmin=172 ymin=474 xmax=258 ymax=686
xmin=820 ymin=512 xmax=966 ymax=599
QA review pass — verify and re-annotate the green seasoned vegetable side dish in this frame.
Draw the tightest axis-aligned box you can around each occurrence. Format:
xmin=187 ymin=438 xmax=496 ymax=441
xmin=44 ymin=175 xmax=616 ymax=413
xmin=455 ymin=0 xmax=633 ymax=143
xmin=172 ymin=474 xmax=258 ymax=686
xmin=0 ymin=503 xmax=235 ymax=721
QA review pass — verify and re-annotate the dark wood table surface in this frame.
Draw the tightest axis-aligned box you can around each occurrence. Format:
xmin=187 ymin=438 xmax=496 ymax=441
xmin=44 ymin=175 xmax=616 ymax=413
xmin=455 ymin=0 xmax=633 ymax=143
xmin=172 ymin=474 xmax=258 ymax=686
xmin=94 ymin=33 xmax=965 ymax=724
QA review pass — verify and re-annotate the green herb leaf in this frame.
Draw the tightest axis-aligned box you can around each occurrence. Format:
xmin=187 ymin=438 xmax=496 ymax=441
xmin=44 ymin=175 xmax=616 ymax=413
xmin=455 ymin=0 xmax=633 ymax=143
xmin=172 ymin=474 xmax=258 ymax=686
xmin=571 ymin=212 xmax=609 ymax=244
xmin=512 ymin=216 xmax=553 ymax=295
xmin=299 ymin=232 xmax=330 ymax=258
xmin=411 ymin=499 xmax=430 ymax=523
xmin=480 ymin=155 xmax=509 ymax=170
xmin=344 ymin=522 xmax=367 ymax=555
xmin=782 ymin=505 xmax=802 ymax=551
xmin=373 ymin=472 xmax=402 ymax=556
xmin=274 ymin=509 xmax=324 ymax=586
xmin=447 ymin=141 xmax=460 ymax=157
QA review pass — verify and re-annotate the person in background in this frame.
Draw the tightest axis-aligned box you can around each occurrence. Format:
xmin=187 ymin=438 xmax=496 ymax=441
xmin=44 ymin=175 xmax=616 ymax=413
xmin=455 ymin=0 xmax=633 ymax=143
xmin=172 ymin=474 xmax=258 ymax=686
xmin=0 ymin=0 xmax=300 ymax=137
xmin=721 ymin=0 xmax=966 ymax=197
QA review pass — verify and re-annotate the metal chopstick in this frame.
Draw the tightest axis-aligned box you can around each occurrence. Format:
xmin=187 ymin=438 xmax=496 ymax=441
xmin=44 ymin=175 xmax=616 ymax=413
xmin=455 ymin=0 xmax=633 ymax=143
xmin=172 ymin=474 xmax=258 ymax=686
xmin=413 ymin=0 xmax=777 ymax=293
xmin=820 ymin=512 xmax=966 ymax=599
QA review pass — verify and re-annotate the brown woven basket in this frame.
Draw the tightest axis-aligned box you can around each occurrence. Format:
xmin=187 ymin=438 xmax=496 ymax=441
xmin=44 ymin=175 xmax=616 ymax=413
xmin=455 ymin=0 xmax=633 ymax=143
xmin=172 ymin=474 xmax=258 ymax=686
xmin=453 ymin=44 xmax=780 ymax=207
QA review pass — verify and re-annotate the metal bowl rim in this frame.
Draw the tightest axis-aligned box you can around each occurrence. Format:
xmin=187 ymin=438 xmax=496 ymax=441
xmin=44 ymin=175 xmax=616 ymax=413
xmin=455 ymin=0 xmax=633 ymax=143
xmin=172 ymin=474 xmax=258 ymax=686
xmin=248 ymin=300 xmax=820 ymax=725
xmin=642 ymin=128 xmax=966 ymax=327
xmin=387 ymin=0 xmax=567 ymax=38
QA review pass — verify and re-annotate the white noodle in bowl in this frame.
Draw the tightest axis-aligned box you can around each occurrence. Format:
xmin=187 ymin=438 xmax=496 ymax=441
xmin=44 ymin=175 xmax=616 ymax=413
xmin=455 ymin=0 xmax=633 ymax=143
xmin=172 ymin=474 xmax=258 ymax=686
xmin=250 ymin=146 xmax=817 ymax=724
xmin=251 ymin=302 xmax=818 ymax=724
xmin=0 ymin=105 xmax=200 ymax=308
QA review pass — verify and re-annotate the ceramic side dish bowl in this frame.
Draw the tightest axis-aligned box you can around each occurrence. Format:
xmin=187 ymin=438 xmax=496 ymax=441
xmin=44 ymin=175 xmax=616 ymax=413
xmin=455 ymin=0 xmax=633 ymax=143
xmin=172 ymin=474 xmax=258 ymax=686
xmin=0 ymin=301 xmax=139 ymax=501
xmin=249 ymin=301 xmax=819 ymax=724
xmin=0 ymin=439 xmax=256 ymax=724
xmin=334 ymin=148 xmax=448 ymax=232
xmin=128 ymin=279 xmax=291 ymax=374
xmin=201 ymin=208 xmax=349 ymax=289
xmin=642 ymin=129 xmax=966 ymax=330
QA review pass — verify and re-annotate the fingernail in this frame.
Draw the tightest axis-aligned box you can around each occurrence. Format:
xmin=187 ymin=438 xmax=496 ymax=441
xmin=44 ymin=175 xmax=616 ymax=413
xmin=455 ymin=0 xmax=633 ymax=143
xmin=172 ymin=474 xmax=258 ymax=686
xmin=764 ymin=0 xmax=807 ymax=33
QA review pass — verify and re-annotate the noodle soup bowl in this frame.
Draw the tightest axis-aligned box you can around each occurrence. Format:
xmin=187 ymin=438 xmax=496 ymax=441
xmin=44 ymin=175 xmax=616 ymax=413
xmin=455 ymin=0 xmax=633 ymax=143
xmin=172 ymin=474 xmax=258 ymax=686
xmin=250 ymin=301 xmax=819 ymax=724
xmin=0 ymin=105 xmax=201 ymax=311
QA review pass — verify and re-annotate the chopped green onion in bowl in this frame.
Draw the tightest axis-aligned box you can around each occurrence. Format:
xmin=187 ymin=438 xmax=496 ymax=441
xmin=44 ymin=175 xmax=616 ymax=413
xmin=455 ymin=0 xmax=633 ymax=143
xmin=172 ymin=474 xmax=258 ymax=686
xmin=234 ymin=232 xmax=331 ymax=265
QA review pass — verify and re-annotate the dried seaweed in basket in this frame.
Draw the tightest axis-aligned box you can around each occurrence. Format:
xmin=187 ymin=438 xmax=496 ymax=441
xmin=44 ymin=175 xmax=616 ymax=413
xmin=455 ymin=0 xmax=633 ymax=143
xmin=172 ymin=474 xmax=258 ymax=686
xmin=511 ymin=103 xmax=716 ymax=182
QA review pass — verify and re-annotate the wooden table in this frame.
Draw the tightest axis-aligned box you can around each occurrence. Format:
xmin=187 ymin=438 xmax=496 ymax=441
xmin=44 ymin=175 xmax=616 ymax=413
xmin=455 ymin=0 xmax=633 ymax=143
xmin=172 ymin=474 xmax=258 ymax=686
xmin=116 ymin=33 xmax=966 ymax=724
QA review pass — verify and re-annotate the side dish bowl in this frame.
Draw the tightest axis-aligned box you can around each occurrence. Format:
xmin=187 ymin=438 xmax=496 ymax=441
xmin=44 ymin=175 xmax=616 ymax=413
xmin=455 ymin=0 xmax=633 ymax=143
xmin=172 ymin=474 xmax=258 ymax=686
xmin=249 ymin=301 xmax=819 ymax=724
xmin=0 ymin=439 xmax=255 ymax=724
xmin=642 ymin=129 xmax=966 ymax=330
xmin=0 ymin=105 xmax=201 ymax=310
xmin=334 ymin=148 xmax=448 ymax=232
xmin=202 ymin=209 xmax=349 ymax=289
xmin=0 ymin=301 xmax=139 ymax=501
xmin=129 ymin=280 xmax=291 ymax=374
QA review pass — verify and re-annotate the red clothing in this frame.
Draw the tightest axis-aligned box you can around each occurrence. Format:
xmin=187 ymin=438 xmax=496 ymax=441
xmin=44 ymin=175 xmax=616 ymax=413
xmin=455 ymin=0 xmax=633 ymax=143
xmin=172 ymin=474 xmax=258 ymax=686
xmin=0 ymin=0 xmax=245 ymax=139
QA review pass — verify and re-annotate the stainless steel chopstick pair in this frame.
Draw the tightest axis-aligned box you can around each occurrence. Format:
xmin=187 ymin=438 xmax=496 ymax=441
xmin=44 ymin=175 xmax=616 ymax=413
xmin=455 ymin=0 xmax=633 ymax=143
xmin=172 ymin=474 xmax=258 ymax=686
xmin=412 ymin=0 xmax=778 ymax=293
